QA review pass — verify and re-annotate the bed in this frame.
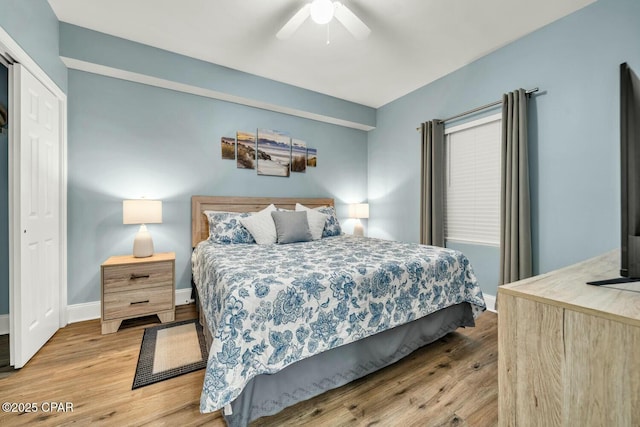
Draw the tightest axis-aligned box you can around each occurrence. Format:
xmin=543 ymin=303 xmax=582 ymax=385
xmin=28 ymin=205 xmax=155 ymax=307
xmin=190 ymin=196 xmax=486 ymax=426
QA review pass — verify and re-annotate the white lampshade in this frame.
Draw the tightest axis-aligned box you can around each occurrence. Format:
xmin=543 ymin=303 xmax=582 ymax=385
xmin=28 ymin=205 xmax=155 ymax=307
xmin=310 ymin=0 xmax=335 ymax=24
xmin=123 ymin=199 xmax=162 ymax=224
xmin=349 ymin=203 xmax=369 ymax=237
xmin=123 ymin=199 xmax=162 ymax=258
xmin=348 ymin=203 xmax=369 ymax=219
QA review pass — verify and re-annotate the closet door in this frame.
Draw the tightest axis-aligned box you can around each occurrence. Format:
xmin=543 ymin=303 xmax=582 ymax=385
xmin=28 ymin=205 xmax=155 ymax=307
xmin=10 ymin=63 xmax=61 ymax=368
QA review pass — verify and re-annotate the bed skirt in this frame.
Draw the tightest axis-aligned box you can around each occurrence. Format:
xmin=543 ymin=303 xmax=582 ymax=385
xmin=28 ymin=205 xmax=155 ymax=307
xmin=196 ymin=296 xmax=474 ymax=426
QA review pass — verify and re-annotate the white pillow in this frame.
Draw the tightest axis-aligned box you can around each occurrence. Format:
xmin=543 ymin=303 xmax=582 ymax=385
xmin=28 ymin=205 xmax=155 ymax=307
xmin=239 ymin=204 xmax=277 ymax=244
xmin=295 ymin=203 xmax=329 ymax=240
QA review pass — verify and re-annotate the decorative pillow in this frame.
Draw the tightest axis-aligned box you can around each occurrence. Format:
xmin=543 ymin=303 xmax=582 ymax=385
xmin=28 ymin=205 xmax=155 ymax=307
xmin=316 ymin=206 xmax=342 ymax=237
xmin=270 ymin=211 xmax=313 ymax=244
xmin=204 ymin=210 xmax=255 ymax=244
xmin=296 ymin=203 xmax=342 ymax=237
xmin=239 ymin=205 xmax=278 ymax=244
xmin=295 ymin=203 xmax=328 ymax=240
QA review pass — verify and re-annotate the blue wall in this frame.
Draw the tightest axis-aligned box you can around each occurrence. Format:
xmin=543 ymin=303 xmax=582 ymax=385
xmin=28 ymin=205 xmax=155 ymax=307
xmin=368 ymin=0 xmax=640 ymax=295
xmin=0 ymin=0 xmax=67 ymax=92
xmin=59 ymin=24 xmax=375 ymax=130
xmin=64 ymin=33 xmax=370 ymax=304
xmin=0 ymin=64 xmax=7 ymax=315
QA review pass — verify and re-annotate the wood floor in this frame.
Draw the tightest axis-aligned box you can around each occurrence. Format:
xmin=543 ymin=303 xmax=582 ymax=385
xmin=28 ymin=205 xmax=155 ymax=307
xmin=0 ymin=305 xmax=498 ymax=427
xmin=0 ymin=334 xmax=9 ymax=367
xmin=0 ymin=334 xmax=11 ymax=380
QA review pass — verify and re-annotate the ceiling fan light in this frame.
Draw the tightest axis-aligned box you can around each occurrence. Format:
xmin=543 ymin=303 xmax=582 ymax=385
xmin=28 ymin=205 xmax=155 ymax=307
xmin=310 ymin=0 xmax=335 ymax=25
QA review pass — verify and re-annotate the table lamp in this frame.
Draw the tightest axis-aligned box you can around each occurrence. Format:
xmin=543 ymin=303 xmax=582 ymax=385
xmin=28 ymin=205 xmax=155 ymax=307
xmin=348 ymin=203 xmax=369 ymax=237
xmin=123 ymin=199 xmax=162 ymax=257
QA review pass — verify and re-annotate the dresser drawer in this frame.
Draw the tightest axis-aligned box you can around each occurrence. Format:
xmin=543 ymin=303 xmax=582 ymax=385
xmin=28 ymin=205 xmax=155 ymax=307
xmin=102 ymin=261 xmax=173 ymax=293
xmin=103 ymin=286 xmax=173 ymax=320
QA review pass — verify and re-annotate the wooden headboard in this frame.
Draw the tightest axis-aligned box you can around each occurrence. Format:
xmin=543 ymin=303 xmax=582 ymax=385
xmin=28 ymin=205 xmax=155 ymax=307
xmin=191 ymin=196 xmax=335 ymax=247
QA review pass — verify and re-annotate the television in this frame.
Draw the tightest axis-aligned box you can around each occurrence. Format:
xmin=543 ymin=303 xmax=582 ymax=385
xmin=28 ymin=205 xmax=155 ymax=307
xmin=589 ymin=62 xmax=640 ymax=286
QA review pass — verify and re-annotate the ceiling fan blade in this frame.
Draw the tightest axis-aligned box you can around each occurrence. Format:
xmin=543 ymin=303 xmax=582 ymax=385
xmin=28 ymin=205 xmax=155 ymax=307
xmin=334 ymin=2 xmax=371 ymax=40
xmin=276 ymin=4 xmax=311 ymax=40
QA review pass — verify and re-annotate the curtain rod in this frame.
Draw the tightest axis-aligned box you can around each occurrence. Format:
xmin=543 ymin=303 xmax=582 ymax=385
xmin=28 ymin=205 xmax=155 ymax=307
xmin=416 ymin=87 xmax=539 ymax=132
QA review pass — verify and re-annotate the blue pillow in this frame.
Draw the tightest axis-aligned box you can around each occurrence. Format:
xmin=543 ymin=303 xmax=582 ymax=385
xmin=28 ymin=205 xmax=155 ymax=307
xmin=204 ymin=211 xmax=255 ymax=244
xmin=316 ymin=206 xmax=342 ymax=237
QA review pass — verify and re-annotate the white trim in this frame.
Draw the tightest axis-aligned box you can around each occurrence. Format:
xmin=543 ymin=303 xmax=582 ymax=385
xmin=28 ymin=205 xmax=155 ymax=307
xmin=483 ymin=294 xmax=497 ymax=313
xmin=445 ymin=112 xmax=501 ymax=135
xmin=175 ymin=287 xmax=195 ymax=306
xmin=66 ymin=288 xmax=195 ymax=324
xmin=59 ymin=95 xmax=68 ymax=327
xmin=61 ymin=56 xmax=376 ymax=132
xmin=445 ymin=238 xmax=499 ymax=248
xmin=0 ymin=314 xmax=8 ymax=335
xmin=67 ymin=301 xmax=100 ymax=324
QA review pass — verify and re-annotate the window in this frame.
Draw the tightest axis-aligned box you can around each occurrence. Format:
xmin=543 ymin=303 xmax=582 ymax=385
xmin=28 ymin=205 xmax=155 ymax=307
xmin=444 ymin=113 xmax=501 ymax=246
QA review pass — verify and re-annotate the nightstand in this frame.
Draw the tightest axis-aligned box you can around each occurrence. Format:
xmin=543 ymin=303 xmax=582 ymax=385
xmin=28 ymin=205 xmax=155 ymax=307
xmin=101 ymin=252 xmax=176 ymax=334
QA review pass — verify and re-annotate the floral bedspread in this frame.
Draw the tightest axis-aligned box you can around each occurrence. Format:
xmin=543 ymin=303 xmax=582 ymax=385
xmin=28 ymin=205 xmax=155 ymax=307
xmin=191 ymin=235 xmax=486 ymax=413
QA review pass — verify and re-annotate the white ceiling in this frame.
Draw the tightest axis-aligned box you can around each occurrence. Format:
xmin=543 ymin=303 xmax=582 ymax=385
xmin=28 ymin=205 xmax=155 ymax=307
xmin=48 ymin=0 xmax=595 ymax=108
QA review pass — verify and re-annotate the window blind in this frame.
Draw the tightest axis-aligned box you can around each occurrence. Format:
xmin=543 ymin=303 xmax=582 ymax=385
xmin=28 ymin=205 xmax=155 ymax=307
xmin=444 ymin=114 xmax=501 ymax=246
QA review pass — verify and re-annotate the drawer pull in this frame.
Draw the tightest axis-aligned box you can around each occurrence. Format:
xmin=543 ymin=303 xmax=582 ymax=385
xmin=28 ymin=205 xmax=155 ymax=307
xmin=130 ymin=273 xmax=150 ymax=280
xmin=130 ymin=300 xmax=150 ymax=305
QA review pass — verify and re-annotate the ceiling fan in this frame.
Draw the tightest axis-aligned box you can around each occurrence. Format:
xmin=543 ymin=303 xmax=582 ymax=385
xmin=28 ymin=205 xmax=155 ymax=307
xmin=276 ymin=0 xmax=371 ymax=41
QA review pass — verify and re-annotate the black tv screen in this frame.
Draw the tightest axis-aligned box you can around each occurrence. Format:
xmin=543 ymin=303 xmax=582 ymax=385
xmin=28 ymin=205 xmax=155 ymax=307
xmin=620 ymin=62 xmax=640 ymax=278
xmin=589 ymin=63 xmax=640 ymax=286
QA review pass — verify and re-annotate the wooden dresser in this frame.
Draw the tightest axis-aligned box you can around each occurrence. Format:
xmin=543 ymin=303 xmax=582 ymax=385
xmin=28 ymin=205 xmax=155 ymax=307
xmin=101 ymin=252 xmax=175 ymax=334
xmin=498 ymin=250 xmax=640 ymax=427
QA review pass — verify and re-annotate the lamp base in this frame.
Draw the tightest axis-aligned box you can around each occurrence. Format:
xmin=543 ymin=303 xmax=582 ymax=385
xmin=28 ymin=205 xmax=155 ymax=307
xmin=133 ymin=224 xmax=154 ymax=258
xmin=353 ymin=221 xmax=364 ymax=237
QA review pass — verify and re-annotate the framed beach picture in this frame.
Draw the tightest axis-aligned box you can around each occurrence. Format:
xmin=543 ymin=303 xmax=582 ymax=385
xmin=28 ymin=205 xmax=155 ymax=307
xmin=291 ymin=139 xmax=306 ymax=173
xmin=257 ymin=129 xmax=291 ymax=177
xmin=236 ymin=130 xmax=256 ymax=169
xmin=221 ymin=136 xmax=236 ymax=160
xmin=307 ymin=147 xmax=317 ymax=167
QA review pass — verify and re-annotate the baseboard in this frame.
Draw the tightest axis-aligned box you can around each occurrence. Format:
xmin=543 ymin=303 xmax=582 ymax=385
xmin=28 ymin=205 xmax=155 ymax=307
xmin=66 ymin=288 xmax=195 ymax=324
xmin=174 ymin=287 xmax=195 ymax=306
xmin=483 ymin=293 xmax=496 ymax=313
xmin=0 ymin=314 xmax=9 ymax=335
xmin=67 ymin=301 xmax=101 ymax=324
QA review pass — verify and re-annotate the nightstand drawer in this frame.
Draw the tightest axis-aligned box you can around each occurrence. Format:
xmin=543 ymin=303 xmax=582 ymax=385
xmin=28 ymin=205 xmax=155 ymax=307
xmin=103 ymin=261 xmax=173 ymax=293
xmin=103 ymin=286 xmax=173 ymax=320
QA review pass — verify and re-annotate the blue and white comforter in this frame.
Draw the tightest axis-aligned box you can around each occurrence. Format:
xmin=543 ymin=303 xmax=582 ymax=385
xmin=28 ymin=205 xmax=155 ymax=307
xmin=191 ymin=235 xmax=485 ymax=413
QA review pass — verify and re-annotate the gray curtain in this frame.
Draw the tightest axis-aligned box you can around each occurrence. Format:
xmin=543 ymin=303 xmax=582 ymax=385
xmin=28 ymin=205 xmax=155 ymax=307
xmin=420 ymin=120 xmax=445 ymax=246
xmin=499 ymin=89 xmax=532 ymax=286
